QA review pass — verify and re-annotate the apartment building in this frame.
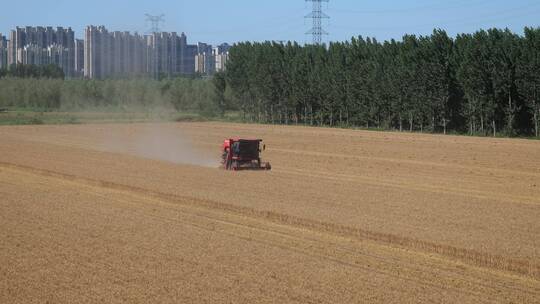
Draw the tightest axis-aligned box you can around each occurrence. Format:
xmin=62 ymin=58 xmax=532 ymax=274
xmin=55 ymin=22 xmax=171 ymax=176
xmin=7 ymin=26 xmax=76 ymax=76
xmin=74 ymin=39 xmax=84 ymax=76
xmin=0 ymin=34 xmax=7 ymax=69
xmin=2 ymin=25 xmax=230 ymax=79
xmin=214 ymin=43 xmax=231 ymax=72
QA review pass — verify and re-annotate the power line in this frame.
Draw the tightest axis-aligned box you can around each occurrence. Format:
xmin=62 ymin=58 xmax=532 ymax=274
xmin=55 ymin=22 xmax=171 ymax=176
xmin=331 ymin=2 xmax=540 ymax=33
xmin=145 ymin=14 xmax=165 ymax=33
xmin=327 ymin=0 xmax=493 ymax=15
xmin=187 ymin=9 xmax=306 ymax=36
xmin=305 ymin=0 xmax=330 ymax=45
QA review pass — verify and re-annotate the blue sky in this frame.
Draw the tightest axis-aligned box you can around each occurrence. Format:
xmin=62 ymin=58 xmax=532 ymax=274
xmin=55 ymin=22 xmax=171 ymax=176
xmin=1 ymin=0 xmax=539 ymax=45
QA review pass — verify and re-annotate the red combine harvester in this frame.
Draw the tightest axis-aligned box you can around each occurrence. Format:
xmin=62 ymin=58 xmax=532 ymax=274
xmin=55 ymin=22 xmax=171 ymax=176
xmin=221 ymin=138 xmax=271 ymax=171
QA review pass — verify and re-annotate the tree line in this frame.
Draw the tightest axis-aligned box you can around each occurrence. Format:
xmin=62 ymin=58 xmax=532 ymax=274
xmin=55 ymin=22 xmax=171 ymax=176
xmin=0 ymin=64 xmax=65 ymax=79
xmin=224 ymin=28 xmax=540 ymax=137
xmin=0 ymin=77 xmax=220 ymax=116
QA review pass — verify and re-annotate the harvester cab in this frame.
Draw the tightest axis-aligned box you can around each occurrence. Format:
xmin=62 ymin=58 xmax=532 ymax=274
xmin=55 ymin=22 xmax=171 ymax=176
xmin=221 ymin=138 xmax=271 ymax=171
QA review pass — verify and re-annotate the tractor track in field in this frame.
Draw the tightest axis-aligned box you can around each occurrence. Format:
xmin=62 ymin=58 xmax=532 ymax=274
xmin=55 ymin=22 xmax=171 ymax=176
xmin=270 ymin=147 xmax=540 ymax=179
xmin=106 ymin=198 xmax=540 ymax=301
xmin=273 ymin=167 xmax=540 ymax=206
xmin=2 ymin=164 xmax=539 ymax=303
xmin=2 ymin=160 xmax=539 ymax=281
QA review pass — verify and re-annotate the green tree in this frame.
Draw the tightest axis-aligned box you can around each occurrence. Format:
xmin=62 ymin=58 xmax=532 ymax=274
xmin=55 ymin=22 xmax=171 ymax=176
xmin=516 ymin=27 xmax=540 ymax=137
xmin=212 ymin=71 xmax=227 ymax=116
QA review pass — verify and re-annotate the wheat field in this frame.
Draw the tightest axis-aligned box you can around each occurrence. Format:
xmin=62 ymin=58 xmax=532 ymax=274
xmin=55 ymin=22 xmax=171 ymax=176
xmin=1 ymin=122 xmax=539 ymax=303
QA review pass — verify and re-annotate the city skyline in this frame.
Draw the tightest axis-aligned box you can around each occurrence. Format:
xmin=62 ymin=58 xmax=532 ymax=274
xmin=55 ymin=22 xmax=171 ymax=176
xmin=1 ymin=0 xmax=540 ymax=46
xmin=1 ymin=26 xmax=230 ymax=78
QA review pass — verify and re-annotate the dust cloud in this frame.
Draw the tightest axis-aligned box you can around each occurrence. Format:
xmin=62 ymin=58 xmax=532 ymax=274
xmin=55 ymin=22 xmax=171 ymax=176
xmin=102 ymin=124 xmax=218 ymax=168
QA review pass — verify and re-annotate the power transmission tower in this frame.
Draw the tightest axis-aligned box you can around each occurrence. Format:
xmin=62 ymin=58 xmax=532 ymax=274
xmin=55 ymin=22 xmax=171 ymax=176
xmin=145 ymin=14 xmax=165 ymax=33
xmin=145 ymin=14 xmax=164 ymax=79
xmin=305 ymin=0 xmax=329 ymax=45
